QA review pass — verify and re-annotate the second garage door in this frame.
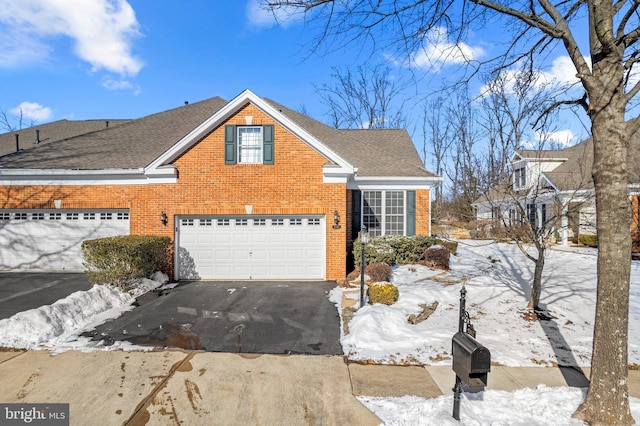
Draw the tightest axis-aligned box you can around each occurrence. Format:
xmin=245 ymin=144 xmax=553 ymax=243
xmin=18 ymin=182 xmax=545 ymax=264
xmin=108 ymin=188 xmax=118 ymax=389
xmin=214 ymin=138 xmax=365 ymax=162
xmin=176 ymin=215 xmax=326 ymax=280
xmin=0 ymin=209 xmax=130 ymax=271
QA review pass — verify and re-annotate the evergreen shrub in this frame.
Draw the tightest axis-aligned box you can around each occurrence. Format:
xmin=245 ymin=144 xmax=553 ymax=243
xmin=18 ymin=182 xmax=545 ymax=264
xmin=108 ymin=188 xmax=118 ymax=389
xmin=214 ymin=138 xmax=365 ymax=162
xmin=82 ymin=235 xmax=171 ymax=288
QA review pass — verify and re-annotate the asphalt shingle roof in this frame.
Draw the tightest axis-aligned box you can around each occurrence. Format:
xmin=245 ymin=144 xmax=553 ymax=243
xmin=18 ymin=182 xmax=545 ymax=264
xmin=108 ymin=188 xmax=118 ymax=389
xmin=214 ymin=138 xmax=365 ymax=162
xmin=0 ymin=94 xmax=437 ymax=179
xmin=0 ymin=119 xmax=130 ymax=158
xmin=265 ymin=99 xmax=435 ymax=178
xmin=0 ymin=98 xmax=227 ymax=169
xmin=476 ymin=132 xmax=640 ymax=203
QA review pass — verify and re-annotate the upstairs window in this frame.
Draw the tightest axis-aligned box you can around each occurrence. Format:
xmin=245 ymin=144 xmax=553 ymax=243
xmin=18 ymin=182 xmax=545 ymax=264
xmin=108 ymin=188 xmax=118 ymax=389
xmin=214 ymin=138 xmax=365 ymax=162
xmin=238 ymin=127 xmax=263 ymax=164
xmin=514 ymin=167 xmax=526 ymax=188
xmin=225 ymin=124 xmax=274 ymax=165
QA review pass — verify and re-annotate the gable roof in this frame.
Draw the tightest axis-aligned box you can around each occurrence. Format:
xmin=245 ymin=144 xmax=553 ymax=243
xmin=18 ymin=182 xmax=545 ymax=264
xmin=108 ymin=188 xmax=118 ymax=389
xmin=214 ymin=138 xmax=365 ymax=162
xmin=0 ymin=90 xmax=439 ymax=183
xmin=0 ymin=119 xmax=130 ymax=158
xmin=475 ymin=132 xmax=640 ymax=205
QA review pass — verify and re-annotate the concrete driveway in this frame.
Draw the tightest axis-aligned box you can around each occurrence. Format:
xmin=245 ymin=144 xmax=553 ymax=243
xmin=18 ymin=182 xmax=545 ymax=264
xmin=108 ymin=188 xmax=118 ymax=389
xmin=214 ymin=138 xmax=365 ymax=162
xmin=0 ymin=272 xmax=91 ymax=319
xmin=88 ymin=280 xmax=343 ymax=355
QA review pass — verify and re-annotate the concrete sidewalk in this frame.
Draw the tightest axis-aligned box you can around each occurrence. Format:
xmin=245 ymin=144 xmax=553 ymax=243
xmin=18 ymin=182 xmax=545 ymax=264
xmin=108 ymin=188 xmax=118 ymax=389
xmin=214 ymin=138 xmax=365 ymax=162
xmin=0 ymin=350 xmax=638 ymax=425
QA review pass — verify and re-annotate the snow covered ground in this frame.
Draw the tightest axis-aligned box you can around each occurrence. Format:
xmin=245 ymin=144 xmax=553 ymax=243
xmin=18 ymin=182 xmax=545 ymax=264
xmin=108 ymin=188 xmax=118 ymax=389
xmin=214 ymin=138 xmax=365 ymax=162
xmin=334 ymin=240 xmax=640 ymax=367
xmin=1 ymin=241 xmax=639 ymax=424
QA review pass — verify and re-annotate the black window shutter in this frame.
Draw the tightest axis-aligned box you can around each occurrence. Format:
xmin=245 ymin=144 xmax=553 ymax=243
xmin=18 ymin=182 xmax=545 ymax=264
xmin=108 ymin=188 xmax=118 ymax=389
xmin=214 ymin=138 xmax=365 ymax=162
xmin=406 ymin=190 xmax=416 ymax=236
xmin=352 ymin=190 xmax=362 ymax=240
xmin=224 ymin=125 xmax=237 ymax=164
xmin=263 ymin=124 xmax=274 ymax=164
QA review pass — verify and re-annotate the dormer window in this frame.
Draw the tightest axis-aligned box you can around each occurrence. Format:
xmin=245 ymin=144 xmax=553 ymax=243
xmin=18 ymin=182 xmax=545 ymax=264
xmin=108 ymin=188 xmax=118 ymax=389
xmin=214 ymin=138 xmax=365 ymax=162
xmin=514 ymin=166 xmax=526 ymax=188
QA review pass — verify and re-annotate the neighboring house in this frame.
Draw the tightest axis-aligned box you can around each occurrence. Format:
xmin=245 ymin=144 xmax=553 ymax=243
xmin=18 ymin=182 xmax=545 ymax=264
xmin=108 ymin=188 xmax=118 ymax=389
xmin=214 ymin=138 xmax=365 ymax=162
xmin=0 ymin=89 xmax=441 ymax=280
xmin=473 ymin=135 xmax=640 ymax=245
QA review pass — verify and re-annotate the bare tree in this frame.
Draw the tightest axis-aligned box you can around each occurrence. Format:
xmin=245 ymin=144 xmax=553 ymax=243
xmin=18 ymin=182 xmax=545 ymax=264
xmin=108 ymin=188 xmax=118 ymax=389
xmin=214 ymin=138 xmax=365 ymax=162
xmin=421 ymin=96 xmax=452 ymax=219
xmin=263 ymin=1 xmax=639 ymax=423
xmin=481 ymin=145 xmax=595 ymax=311
xmin=315 ymin=65 xmax=407 ymax=129
xmin=0 ymin=107 xmax=33 ymax=133
xmin=446 ymin=87 xmax=483 ymax=221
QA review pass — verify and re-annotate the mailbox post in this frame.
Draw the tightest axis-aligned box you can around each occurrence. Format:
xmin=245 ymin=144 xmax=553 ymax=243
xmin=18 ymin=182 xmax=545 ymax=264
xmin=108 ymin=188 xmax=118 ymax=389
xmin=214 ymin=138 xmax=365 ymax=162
xmin=452 ymin=285 xmax=491 ymax=420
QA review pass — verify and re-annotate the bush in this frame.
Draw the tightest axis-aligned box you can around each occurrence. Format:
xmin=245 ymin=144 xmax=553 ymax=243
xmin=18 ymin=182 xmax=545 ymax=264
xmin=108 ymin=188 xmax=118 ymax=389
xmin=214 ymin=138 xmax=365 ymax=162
xmin=436 ymin=239 xmax=458 ymax=255
xmin=578 ymin=234 xmax=598 ymax=247
xmin=424 ymin=245 xmax=450 ymax=270
xmin=365 ymin=262 xmax=392 ymax=282
xmin=368 ymin=282 xmax=399 ymax=305
xmin=633 ymin=233 xmax=640 ymax=254
xmin=354 ymin=235 xmax=438 ymax=267
xmin=82 ymin=235 xmax=171 ymax=288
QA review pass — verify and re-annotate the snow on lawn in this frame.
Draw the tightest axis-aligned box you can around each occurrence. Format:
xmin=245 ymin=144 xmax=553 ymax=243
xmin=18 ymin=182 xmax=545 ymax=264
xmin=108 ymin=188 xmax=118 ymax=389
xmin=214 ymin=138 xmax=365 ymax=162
xmin=0 ymin=272 xmax=169 ymax=352
xmin=337 ymin=240 xmax=640 ymax=367
xmin=359 ymin=386 xmax=640 ymax=426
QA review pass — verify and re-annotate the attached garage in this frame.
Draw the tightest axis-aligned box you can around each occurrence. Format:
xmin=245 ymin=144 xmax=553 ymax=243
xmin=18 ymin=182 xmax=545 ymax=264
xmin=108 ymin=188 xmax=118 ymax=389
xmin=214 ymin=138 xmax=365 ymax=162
xmin=176 ymin=215 xmax=326 ymax=280
xmin=0 ymin=209 xmax=130 ymax=271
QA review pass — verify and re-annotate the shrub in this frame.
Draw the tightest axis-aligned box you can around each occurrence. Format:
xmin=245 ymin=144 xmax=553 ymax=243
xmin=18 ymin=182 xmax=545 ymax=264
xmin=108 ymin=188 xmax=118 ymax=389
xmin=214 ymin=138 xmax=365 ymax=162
xmin=424 ymin=245 xmax=450 ymax=270
xmin=365 ymin=262 xmax=392 ymax=282
xmin=436 ymin=239 xmax=458 ymax=255
xmin=82 ymin=235 xmax=171 ymax=288
xmin=633 ymin=233 xmax=640 ymax=254
xmin=354 ymin=235 xmax=437 ymax=267
xmin=578 ymin=234 xmax=598 ymax=247
xmin=368 ymin=282 xmax=399 ymax=305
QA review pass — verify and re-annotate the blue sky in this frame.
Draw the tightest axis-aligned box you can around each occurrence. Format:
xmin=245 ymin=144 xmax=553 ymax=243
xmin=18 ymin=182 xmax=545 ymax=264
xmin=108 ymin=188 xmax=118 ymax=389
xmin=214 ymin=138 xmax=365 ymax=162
xmin=0 ymin=0 xmax=593 ymax=149
xmin=0 ymin=1 xmax=365 ymax=124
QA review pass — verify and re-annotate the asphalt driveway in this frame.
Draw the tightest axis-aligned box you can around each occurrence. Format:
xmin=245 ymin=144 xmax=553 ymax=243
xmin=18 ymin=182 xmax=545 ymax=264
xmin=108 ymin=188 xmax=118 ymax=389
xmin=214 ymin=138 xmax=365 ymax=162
xmin=88 ymin=280 xmax=343 ymax=355
xmin=0 ymin=272 xmax=91 ymax=319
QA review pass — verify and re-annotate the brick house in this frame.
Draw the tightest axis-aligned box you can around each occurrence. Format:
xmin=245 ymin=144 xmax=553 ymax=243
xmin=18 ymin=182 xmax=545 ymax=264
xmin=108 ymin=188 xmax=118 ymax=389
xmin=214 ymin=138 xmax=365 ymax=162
xmin=0 ymin=90 xmax=440 ymax=280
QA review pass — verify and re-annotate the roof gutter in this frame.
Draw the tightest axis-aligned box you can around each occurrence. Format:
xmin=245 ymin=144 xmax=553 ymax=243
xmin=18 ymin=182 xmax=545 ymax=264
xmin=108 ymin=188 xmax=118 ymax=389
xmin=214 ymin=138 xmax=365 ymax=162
xmin=0 ymin=168 xmax=176 ymax=185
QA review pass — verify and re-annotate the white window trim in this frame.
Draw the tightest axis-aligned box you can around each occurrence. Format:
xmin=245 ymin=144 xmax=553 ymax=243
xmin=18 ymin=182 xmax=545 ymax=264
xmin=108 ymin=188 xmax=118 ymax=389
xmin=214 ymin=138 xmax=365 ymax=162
xmin=514 ymin=166 xmax=527 ymax=188
xmin=237 ymin=126 xmax=263 ymax=164
xmin=361 ymin=190 xmax=407 ymax=236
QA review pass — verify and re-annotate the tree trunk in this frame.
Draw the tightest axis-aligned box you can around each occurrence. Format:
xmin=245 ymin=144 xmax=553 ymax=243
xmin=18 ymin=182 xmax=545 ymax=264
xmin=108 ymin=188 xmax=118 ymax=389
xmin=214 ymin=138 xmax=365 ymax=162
xmin=527 ymin=246 xmax=545 ymax=310
xmin=573 ymin=52 xmax=634 ymax=424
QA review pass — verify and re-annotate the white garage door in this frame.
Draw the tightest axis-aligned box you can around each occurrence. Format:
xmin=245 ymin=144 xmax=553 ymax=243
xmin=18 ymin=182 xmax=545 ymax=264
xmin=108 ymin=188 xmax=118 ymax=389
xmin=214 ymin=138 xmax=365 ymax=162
xmin=0 ymin=209 xmax=130 ymax=271
xmin=176 ymin=215 xmax=326 ymax=280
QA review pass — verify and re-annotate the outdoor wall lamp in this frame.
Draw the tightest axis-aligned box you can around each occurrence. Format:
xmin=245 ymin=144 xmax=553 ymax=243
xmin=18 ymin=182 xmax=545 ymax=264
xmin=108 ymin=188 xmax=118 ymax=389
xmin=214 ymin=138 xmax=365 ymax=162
xmin=333 ymin=210 xmax=341 ymax=229
xmin=161 ymin=212 xmax=168 ymax=226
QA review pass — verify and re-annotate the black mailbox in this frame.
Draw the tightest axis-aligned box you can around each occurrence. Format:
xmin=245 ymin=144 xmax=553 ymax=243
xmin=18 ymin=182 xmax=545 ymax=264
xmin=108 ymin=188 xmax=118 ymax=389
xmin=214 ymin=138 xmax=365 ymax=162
xmin=452 ymin=331 xmax=491 ymax=387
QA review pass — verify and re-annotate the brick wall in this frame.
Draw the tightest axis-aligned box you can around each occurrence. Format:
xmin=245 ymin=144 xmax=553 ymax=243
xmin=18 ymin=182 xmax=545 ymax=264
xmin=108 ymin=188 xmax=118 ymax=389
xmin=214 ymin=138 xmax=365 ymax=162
xmin=0 ymin=103 xmax=349 ymax=280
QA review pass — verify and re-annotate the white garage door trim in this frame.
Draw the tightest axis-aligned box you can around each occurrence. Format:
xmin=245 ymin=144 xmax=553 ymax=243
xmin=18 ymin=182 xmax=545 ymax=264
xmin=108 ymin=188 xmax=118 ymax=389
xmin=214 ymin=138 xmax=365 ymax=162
xmin=0 ymin=209 xmax=130 ymax=271
xmin=176 ymin=215 xmax=326 ymax=280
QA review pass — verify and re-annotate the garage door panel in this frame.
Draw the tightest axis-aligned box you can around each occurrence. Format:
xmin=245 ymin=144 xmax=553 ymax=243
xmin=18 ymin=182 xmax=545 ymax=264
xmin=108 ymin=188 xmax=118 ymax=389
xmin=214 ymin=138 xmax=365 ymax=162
xmin=177 ymin=215 xmax=325 ymax=280
xmin=0 ymin=209 xmax=129 ymax=271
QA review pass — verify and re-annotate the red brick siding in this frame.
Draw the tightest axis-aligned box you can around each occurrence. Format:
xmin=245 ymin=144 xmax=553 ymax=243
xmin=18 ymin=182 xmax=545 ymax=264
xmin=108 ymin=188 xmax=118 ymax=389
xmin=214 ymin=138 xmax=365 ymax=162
xmin=0 ymin=104 xmax=348 ymax=279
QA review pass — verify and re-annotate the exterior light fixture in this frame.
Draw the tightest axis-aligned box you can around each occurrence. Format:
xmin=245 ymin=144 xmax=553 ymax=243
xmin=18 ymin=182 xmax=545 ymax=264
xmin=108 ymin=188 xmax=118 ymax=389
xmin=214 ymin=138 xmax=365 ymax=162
xmin=359 ymin=227 xmax=369 ymax=307
xmin=333 ymin=210 xmax=341 ymax=229
xmin=161 ymin=212 xmax=168 ymax=226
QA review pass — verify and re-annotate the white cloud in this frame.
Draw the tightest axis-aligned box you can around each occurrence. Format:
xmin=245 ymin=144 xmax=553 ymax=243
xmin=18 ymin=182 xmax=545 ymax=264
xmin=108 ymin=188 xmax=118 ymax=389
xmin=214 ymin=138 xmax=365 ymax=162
xmin=0 ymin=0 xmax=143 ymax=76
xmin=10 ymin=101 xmax=53 ymax=121
xmin=245 ymin=0 xmax=302 ymax=28
xmin=536 ymin=129 xmax=578 ymax=147
xmin=479 ymin=56 xmax=586 ymax=98
xmin=101 ymin=76 xmax=141 ymax=94
xmin=409 ymin=27 xmax=485 ymax=71
xmin=540 ymin=56 xmax=583 ymax=86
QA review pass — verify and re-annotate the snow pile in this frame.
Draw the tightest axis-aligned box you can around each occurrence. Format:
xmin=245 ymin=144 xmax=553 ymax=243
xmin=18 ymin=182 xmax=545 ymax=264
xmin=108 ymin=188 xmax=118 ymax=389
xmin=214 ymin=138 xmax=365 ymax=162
xmin=0 ymin=274 xmax=167 ymax=350
xmin=359 ymin=385 xmax=640 ymax=425
xmin=338 ymin=241 xmax=640 ymax=366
